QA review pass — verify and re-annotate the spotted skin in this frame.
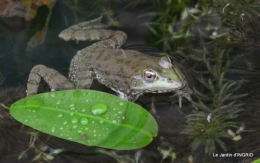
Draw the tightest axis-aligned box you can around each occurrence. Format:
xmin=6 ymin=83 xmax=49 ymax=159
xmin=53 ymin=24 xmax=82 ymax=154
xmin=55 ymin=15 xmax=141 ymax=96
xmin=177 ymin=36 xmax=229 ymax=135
xmin=27 ymin=16 xmax=192 ymax=106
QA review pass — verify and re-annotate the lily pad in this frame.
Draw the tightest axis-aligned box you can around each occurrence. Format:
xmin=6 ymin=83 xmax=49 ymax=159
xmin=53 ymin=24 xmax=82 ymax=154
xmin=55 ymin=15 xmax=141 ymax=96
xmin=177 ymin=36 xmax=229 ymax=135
xmin=10 ymin=89 xmax=158 ymax=150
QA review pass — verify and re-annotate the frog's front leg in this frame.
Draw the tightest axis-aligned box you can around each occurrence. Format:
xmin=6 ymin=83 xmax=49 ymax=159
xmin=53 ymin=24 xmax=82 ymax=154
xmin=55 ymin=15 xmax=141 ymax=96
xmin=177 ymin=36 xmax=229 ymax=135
xmin=174 ymin=88 xmax=198 ymax=110
xmin=27 ymin=65 xmax=74 ymax=96
xmin=110 ymin=88 xmax=142 ymax=102
xmin=68 ymin=55 xmax=94 ymax=89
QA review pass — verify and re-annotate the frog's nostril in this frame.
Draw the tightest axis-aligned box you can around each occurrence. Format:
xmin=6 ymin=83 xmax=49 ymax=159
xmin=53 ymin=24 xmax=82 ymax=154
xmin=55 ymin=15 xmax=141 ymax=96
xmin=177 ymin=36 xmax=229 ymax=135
xmin=167 ymin=78 xmax=173 ymax=83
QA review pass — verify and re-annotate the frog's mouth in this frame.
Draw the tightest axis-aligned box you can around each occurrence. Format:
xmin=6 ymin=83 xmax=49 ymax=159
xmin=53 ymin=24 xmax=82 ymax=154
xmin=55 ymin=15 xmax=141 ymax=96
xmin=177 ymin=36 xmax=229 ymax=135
xmin=144 ymin=82 xmax=182 ymax=90
xmin=134 ymin=79 xmax=182 ymax=91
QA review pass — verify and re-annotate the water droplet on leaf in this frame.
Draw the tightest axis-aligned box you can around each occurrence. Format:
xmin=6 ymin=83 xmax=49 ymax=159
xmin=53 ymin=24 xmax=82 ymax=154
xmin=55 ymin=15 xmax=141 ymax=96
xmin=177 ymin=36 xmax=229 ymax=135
xmin=73 ymin=90 xmax=81 ymax=97
xmin=80 ymin=118 xmax=89 ymax=125
xmin=71 ymin=118 xmax=78 ymax=124
xmin=78 ymin=130 xmax=83 ymax=134
xmin=25 ymin=99 xmax=43 ymax=110
xmin=81 ymin=109 xmax=86 ymax=112
xmin=51 ymin=127 xmax=55 ymax=132
xmin=112 ymin=120 xmax=117 ymax=123
xmin=70 ymin=107 xmax=76 ymax=110
xmin=90 ymin=103 xmax=107 ymax=115
xmin=56 ymin=100 xmax=62 ymax=104
xmin=57 ymin=113 xmax=63 ymax=118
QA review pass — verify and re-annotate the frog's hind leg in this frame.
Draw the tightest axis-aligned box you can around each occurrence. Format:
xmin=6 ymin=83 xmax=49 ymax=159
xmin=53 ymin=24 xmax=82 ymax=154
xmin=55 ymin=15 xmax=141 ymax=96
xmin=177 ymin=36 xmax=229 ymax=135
xmin=27 ymin=65 xmax=74 ymax=96
xmin=59 ymin=16 xmax=109 ymax=41
xmin=59 ymin=16 xmax=127 ymax=49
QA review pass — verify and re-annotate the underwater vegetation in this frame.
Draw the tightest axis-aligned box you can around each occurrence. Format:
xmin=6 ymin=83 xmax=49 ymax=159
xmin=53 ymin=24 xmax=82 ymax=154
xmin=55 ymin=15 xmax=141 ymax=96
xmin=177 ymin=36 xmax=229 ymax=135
xmin=143 ymin=0 xmax=260 ymax=159
xmin=182 ymin=48 xmax=246 ymax=155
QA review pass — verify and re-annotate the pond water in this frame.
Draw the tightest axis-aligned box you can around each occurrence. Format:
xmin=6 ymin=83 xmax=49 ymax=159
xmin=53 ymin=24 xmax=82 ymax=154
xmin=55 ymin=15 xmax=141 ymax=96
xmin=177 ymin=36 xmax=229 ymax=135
xmin=0 ymin=0 xmax=260 ymax=163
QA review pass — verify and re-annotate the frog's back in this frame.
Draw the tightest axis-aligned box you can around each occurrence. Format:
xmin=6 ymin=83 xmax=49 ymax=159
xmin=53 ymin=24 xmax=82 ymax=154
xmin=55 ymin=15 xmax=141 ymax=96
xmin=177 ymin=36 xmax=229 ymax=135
xmin=85 ymin=48 xmax=159 ymax=77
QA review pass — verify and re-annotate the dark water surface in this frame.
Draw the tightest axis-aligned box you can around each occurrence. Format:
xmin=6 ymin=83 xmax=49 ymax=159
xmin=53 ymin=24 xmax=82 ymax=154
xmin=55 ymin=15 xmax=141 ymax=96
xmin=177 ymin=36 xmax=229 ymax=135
xmin=0 ymin=1 xmax=260 ymax=163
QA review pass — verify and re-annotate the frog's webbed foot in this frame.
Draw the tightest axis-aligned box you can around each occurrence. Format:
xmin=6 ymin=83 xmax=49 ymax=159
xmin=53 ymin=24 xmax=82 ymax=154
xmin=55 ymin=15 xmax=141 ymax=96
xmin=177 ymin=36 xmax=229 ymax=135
xmin=59 ymin=16 xmax=127 ymax=49
xmin=111 ymin=88 xmax=141 ymax=102
xmin=172 ymin=89 xmax=197 ymax=110
xmin=27 ymin=65 xmax=74 ymax=96
xmin=111 ymin=88 xmax=129 ymax=101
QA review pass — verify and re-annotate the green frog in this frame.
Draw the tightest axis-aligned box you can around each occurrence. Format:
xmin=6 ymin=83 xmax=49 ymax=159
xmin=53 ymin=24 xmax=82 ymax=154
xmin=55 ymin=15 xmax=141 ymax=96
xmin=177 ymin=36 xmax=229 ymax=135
xmin=27 ymin=16 xmax=192 ymax=107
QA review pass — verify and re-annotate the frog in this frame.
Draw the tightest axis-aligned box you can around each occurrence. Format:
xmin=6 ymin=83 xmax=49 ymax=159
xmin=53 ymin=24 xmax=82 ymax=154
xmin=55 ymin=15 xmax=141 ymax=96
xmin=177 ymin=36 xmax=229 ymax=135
xmin=26 ymin=16 xmax=192 ymax=107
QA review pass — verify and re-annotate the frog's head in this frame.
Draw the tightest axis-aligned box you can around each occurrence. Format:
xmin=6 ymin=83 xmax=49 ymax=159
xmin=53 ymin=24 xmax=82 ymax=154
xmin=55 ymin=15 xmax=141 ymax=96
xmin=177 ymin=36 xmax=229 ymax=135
xmin=130 ymin=56 xmax=185 ymax=93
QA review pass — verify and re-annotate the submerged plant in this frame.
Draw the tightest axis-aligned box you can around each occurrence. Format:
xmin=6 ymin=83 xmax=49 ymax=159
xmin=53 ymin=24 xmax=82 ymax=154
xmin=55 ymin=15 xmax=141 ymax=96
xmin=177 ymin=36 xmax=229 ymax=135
xmin=142 ymin=0 xmax=252 ymax=156
xmin=182 ymin=48 xmax=247 ymax=154
xmin=144 ymin=0 xmax=194 ymax=52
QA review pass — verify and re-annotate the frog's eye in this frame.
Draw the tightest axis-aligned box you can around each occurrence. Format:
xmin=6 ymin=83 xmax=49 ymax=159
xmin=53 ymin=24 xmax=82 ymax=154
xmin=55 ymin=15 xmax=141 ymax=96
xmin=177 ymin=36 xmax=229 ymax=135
xmin=143 ymin=69 xmax=157 ymax=82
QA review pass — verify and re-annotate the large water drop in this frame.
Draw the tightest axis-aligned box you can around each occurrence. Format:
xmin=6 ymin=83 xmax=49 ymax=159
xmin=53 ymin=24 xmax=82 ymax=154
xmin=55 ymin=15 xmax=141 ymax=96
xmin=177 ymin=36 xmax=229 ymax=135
xmin=90 ymin=103 xmax=107 ymax=115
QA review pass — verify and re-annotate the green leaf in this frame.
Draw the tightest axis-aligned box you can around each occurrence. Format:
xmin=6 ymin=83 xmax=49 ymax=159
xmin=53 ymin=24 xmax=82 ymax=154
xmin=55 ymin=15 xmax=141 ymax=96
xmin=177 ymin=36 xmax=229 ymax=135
xmin=10 ymin=89 xmax=158 ymax=150
xmin=252 ymin=159 xmax=260 ymax=163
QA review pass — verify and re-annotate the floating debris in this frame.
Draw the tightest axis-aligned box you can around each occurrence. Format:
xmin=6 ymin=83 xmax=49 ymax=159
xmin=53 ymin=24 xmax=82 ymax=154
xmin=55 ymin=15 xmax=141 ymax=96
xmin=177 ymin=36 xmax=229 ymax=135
xmin=0 ymin=0 xmax=57 ymax=51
